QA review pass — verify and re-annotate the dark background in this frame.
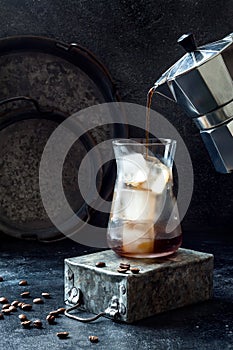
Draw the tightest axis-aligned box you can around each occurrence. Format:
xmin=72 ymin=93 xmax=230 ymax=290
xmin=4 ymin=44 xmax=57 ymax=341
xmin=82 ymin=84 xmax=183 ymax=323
xmin=0 ymin=0 xmax=233 ymax=233
xmin=0 ymin=3 xmax=232 ymax=349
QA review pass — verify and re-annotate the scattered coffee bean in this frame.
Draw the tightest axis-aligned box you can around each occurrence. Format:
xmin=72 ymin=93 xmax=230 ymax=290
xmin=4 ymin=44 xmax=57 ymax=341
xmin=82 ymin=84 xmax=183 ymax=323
xmin=18 ymin=302 xmax=24 ymax=308
xmin=19 ymin=280 xmax=28 ymax=286
xmin=89 ymin=335 xmax=99 ymax=343
xmin=130 ymin=267 xmax=140 ymax=274
xmin=117 ymin=268 xmax=128 ymax=273
xmin=8 ymin=306 xmax=17 ymax=312
xmin=0 ymin=313 xmax=4 ymax=319
xmin=33 ymin=319 xmax=42 ymax=328
xmin=119 ymin=262 xmax=130 ymax=270
xmin=0 ymin=297 xmax=9 ymax=304
xmin=21 ymin=320 xmax=31 ymax=328
xmin=19 ymin=314 xmax=28 ymax=321
xmin=46 ymin=314 xmax=55 ymax=324
xmin=33 ymin=298 xmax=43 ymax=304
xmin=21 ymin=304 xmax=32 ymax=311
xmin=2 ymin=304 xmax=11 ymax=310
xmin=49 ymin=310 xmax=59 ymax=317
xmin=2 ymin=309 xmax=11 ymax=314
xmin=41 ymin=292 xmax=50 ymax=299
xmin=20 ymin=291 xmax=30 ymax=298
xmin=95 ymin=261 xmax=106 ymax=268
xmin=0 ymin=277 xmax=3 ymax=282
xmin=57 ymin=332 xmax=69 ymax=339
xmin=11 ymin=300 xmax=19 ymax=307
xmin=56 ymin=308 xmax=66 ymax=314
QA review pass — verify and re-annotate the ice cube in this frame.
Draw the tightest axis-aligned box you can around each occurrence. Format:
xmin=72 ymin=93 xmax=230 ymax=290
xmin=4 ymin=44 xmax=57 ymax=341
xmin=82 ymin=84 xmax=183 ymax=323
xmin=120 ymin=153 xmax=148 ymax=186
xmin=122 ymin=221 xmax=154 ymax=254
xmin=113 ymin=188 xmax=156 ymax=222
xmin=150 ymin=163 xmax=169 ymax=194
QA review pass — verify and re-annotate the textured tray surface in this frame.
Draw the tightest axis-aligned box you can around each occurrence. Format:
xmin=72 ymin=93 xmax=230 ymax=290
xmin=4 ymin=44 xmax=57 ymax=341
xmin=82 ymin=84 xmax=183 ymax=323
xmin=65 ymin=248 xmax=214 ymax=323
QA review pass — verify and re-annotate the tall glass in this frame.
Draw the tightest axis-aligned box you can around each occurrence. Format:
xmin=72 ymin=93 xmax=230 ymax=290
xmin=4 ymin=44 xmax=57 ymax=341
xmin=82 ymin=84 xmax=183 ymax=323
xmin=107 ymin=139 xmax=182 ymax=258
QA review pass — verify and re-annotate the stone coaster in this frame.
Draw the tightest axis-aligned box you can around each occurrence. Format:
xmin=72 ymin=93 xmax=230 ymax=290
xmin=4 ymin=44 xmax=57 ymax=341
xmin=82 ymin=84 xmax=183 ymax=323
xmin=64 ymin=248 xmax=214 ymax=323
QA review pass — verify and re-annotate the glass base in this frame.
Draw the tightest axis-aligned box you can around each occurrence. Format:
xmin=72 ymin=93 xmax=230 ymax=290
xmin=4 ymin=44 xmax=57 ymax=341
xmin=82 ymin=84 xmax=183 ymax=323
xmin=110 ymin=235 xmax=182 ymax=259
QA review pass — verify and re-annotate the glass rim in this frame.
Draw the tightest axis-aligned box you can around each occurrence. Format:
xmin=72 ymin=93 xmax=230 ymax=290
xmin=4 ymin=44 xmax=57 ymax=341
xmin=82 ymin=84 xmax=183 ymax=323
xmin=112 ymin=138 xmax=176 ymax=146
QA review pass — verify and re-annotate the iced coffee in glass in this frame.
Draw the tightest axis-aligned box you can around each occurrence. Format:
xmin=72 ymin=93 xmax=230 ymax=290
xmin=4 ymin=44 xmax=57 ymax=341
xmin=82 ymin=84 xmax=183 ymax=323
xmin=107 ymin=139 xmax=182 ymax=258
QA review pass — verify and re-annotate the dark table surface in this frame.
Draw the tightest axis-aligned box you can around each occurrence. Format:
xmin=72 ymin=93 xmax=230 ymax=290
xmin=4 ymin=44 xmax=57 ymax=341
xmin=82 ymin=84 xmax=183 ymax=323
xmin=0 ymin=231 xmax=232 ymax=350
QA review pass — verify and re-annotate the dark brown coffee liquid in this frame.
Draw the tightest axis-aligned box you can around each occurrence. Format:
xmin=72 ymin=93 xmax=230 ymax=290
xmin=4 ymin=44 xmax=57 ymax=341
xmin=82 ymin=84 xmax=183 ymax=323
xmin=145 ymin=86 xmax=155 ymax=156
xmin=111 ymin=235 xmax=182 ymax=258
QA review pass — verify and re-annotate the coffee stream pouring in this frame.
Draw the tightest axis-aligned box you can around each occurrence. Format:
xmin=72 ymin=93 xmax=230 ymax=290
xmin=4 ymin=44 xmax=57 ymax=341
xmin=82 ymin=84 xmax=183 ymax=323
xmin=153 ymin=32 xmax=233 ymax=173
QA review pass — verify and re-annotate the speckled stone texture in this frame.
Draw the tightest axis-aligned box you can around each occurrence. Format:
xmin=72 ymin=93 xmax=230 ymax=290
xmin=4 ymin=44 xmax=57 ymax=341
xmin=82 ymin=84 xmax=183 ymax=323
xmin=65 ymin=248 xmax=213 ymax=323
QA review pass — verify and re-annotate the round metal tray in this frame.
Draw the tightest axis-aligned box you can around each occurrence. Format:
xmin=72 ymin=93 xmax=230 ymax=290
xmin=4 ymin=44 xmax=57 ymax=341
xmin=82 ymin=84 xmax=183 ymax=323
xmin=0 ymin=36 xmax=127 ymax=240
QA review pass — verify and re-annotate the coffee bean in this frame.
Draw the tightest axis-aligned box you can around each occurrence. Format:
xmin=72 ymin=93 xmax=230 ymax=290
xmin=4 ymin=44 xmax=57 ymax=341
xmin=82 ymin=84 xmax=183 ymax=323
xmin=41 ymin=292 xmax=50 ymax=299
xmin=57 ymin=332 xmax=69 ymax=339
xmin=0 ymin=297 xmax=9 ymax=304
xmin=119 ymin=262 xmax=130 ymax=270
xmin=2 ymin=309 xmax=11 ymax=314
xmin=33 ymin=319 xmax=42 ymax=328
xmin=95 ymin=261 xmax=106 ymax=268
xmin=56 ymin=308 xmax=66 ymax=314
xmin=18 ymin=302 xmax=24 ymax=308
xmin=33 ymin=298 xmax=43 ymax=304
xmin=0 ymin=277 xmax=3 ymax=282
xmin=49 ymin=310 xmax=60 ymax=317
xmin=89 ymin=335 xmax=99 ymax=343
xmin=20 ymin=291 xmax=30 ymax=298
xmin=8 ymin=306 xmax=17 ymax=312
xmin=46 ymin=314 xmax=55 ymax=324
xmin=19 ymin=314 xmax=28 ymax=321
xmin=19 ymin=280 xmax=28 ymax=286
xmin=2 ymin=304 xmax=11 ymax=310
xmin=130 ymin=267 xmax=140 ymax=274
xmin=21 ymin=320 xmax=31 ymax=328
xmin=21 ymin=304 xmax=32 ymax=311
xmin=117 ymin=268 xmax=128 ymax=273
xmin=11 ymin=300 xmax=19 ymax=307
xmin=0 ymin=313 xmax=4 ymax=319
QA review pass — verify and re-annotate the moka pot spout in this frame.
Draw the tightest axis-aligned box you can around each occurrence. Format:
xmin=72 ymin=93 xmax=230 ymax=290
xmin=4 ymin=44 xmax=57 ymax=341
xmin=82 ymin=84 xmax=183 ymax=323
xmin=153 ymin=75 xmax=176 ymax=102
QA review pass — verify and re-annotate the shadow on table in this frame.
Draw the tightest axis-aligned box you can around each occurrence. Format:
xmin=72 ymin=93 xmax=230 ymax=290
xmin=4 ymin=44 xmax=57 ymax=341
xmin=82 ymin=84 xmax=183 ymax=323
xmin=134 ymin=297 xmax=233 ymax=329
